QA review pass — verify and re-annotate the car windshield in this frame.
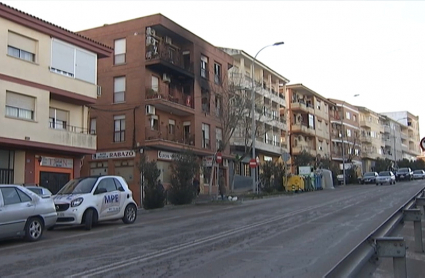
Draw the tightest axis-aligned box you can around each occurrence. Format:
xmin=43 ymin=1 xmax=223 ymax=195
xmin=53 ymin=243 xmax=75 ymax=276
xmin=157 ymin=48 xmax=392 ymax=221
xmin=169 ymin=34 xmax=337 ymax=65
xmin=364 ymin=172 xmax=375 ymax=177
xmin=413 ymin=170 xmax=423 ymax=174
xmin=398 ymin=168 xmax=409 ymax=173
xmin=57 ymin=177 xmax=98 ymax=194
xmin=379 ymin=171 xmax=391 ymax=176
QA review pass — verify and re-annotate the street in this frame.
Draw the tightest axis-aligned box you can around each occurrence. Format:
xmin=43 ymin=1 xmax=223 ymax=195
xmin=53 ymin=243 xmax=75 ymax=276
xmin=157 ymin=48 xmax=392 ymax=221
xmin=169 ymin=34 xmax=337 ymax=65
xmin=1 ymin=181 xmax=425 ymax=278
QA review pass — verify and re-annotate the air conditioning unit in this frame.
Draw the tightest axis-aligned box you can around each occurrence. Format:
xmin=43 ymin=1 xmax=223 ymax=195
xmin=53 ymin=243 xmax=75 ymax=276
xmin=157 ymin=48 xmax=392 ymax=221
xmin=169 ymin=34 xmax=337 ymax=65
xmin=145 ymin=105 xmax=156 ymax=115
xmin=163 ymin=73 xmax=171 ymax=83
xmin=146 ymin=27 xmax=156 ymax=36
xmin=97 ymin=85 xmax=102 ymax=97
xmin=223 ymin=159 xmax=229 ymax=167
xmin=165 ymin=36 xmax=172 ymax=44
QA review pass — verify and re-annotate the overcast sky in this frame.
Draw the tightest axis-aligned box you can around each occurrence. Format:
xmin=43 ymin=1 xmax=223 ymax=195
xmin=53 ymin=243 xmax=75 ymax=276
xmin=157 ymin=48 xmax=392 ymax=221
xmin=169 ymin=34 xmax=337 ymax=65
xmin=3 ymin=1 xmax=425 ymax=139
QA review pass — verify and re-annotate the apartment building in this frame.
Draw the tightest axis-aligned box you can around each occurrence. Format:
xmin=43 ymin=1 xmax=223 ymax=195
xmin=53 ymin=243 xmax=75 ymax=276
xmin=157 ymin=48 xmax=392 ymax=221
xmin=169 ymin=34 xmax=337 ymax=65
xmin=219 ymin=48 xmax=289 ymax=179
xmin=380 ymin=111 xmax=421 ymax=161
xmin=356 ymin=107 xmax=385 ymax=172
xmin=328 ymin=99 xmax=362 ymax=171
xmin=0 ymin=3 xmax=112 ymax=192
xmin=78 ymin=14 xmax=234 ymax=205
xmin=286 ymin=84 xmax=332 ymax=171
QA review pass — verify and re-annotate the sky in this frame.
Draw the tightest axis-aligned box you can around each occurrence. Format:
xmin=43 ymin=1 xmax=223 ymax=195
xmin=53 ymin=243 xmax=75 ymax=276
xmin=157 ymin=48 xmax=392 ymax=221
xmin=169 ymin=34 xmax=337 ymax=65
xmin=3 ymin=0 xmax=425 ymax=140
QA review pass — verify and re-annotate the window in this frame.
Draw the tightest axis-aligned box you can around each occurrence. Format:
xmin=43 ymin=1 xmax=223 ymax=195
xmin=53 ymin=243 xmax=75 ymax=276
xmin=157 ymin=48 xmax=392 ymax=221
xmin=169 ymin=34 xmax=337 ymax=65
xmin=51 ymin=38 xmax=96 ymax=84
xmin=215 ymin=95 xmax=222 ymax=117
xmin=346 ymin=112 xmax=351 ymax=120
xmin=151 ymin=76 xmax=159 ymax=92
xmin=7 ymin=31 xmax=36 ymax=62
xmin=214 ymin=62 xmax=221 ymax=84
xmin=149 ymin=115 xmax=159 ymax=130
xmin=347 ymin=129 xmax=352 ymax=137
xmin=316 ymin=100 xmax=321 ymax=110
xmin=202 ymin=123 xmax=210 ymax=149
xmin=114 ymin=38 xmax=126 ymax=65
xmin=114 ymin=115 xmax=125 ymax=142
xmin=168 ymin=119 xmax=175 ymax=135
xmin=1 ymin=187 xmax=31 ymax=205
xmin=216 ymin=128 xmax=223 ymax=151
xmin=49 ymin=108 xmax=68 ymax=130
xmin=201 ymin=88 xmax=210 ymax=113
xmin=353 ymin=115 xmax=357 ymax=122
xmin=90 ymin=118 xmax=97 ymax=135
xmin=200 ymin=55 xmax=208 ymax=78
xmin=5 ymin=91 xmax=35 ymax=120
xmin=97 ymin=178 xmax=117 ymax=192
xmin=114 ymin=77 xmax=126 ymax=103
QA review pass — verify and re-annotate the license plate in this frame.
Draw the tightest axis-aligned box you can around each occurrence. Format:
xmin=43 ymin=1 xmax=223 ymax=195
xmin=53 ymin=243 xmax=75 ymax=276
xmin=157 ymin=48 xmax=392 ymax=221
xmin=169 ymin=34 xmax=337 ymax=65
xmin=57 ymin=213 xmax=65 ymax=217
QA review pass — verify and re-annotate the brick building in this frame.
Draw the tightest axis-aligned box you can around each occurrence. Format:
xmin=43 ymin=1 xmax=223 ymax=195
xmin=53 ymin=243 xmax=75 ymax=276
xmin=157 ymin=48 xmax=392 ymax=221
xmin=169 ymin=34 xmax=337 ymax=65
xmin=78 ymin=14 xmax=234 ymax=206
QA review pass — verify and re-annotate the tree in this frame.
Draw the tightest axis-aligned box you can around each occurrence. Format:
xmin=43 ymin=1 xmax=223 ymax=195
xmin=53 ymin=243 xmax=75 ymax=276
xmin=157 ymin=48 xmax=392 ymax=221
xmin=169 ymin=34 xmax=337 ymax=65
xmin=138 ymin=154 xmax=165 ymax=210
xmin=374 ymin=158 xmax=392 ymax=172
xmin=167 ymin=150 xmax=200 ymax=205
xmin=293 ymin=150 xmax=315 ymax=170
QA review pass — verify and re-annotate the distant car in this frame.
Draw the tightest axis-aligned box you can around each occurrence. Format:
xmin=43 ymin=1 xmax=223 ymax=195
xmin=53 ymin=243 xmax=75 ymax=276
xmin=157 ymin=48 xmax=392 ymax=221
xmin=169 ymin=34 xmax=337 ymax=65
xmin=52 ymin=176 xmax=138 ymax=230
xmin=24 ymin=185 xmax=52 ymax=197
xmin=337 ymin=173 xmax=352 ymax=185
xmin=376 ymin=171 xmax=396 ymax=185
xmin=358 ymin=172 xmax=379 ymax=184
xmin=412 ymin=170 xmax=425 ymax=180
xmin=0 ymin=184 xmax=57 ymax=242
xmin=395 ymin=168 xmax=413 ymax=181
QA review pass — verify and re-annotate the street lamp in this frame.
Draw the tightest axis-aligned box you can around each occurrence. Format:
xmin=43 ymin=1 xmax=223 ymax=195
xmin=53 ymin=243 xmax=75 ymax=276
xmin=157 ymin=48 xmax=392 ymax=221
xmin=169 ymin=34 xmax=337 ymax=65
xmin=251 ymin=42 xmax=284 ymax=193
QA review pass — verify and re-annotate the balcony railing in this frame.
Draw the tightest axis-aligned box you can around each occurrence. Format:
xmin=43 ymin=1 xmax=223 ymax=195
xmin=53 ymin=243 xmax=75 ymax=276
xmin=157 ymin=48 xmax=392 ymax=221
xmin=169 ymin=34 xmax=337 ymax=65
xmin=145 ymin=126 xmax=195 ymax=146
xmin=145 ymin=43 xmax=194 ymax=74
xmin=145 ymin=87 xmax=194 ymax=109
xmin=49 ymin=123 xmax=96 ymax=150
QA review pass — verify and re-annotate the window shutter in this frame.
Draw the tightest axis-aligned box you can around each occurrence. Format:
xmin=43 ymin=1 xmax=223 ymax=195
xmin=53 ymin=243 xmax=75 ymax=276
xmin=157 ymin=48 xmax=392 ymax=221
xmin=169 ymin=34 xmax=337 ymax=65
xmin=8 ymin=32 xmax=36 ymax=54
xmin=6 ymin=92 xmax=35 ymax=110
xmin=75 ymin=49 xmax=96 ymax=84
xmin=51 ymin=39 xmax=75 ymax=75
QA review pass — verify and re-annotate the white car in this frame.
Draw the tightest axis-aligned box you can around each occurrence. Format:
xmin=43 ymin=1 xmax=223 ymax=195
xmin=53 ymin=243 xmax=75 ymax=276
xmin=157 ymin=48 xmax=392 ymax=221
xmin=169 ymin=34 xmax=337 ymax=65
xmin=376 ymin=171 xmax=396 ymax=185
xmin=0 ymin=185 xmax=57 ymax=242
xmin=412 ymin=170 xmax=425 ymax=180
xmin=52 ymin=176 xmax=138 ymax=230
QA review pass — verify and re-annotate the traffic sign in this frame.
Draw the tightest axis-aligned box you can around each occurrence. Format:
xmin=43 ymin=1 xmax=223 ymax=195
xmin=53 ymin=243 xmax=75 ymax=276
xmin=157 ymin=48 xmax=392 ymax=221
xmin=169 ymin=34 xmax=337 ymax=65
xmin=249 ymin=158 xmax=257 ymax=168
xmin=281 ymin=151 xmax=290 ymax=162
xmin=420 ymin=137 xmax=425 ymax=151
xmin=216 ymin=152 xmax=223 ymax=164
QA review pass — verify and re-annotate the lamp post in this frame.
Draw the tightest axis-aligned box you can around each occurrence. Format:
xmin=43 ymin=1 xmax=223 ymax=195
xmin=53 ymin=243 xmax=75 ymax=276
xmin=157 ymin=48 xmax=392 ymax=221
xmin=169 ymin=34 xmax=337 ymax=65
xmin=251 ymin=42 xmax=284 ymax=193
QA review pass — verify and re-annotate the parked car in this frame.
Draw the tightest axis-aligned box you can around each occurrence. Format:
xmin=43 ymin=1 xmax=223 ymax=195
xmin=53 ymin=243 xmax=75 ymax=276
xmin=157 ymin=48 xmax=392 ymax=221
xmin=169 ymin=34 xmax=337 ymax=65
xmin=412 ymin=170 xmax=425 ymax=180
xmin=337 ymin=173 xmax=352 ymax=185
xmin=0 ymin=184 xmax=57 ymax=242
xmin=358 ymin=172 xmax=379 ymax=184
xmin=395 ymin=168 xmax=413 ymax=181
xmin=23 ymin=185 xmax=53 ymax=197
xmin=376 ymin=171 xmax=396 ymax=185
xmin=52 ymin=176 xmax=138 ymax=230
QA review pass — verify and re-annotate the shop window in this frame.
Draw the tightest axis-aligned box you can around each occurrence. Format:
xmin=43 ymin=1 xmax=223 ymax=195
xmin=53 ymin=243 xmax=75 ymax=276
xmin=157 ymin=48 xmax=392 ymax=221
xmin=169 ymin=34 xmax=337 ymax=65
xmin=115 ymin=160 xmax=134 ymax=183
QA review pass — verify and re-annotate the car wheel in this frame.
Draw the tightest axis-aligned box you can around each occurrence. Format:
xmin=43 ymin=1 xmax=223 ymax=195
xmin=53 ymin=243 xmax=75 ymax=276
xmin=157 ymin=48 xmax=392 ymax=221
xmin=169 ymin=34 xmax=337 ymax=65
xmin=24 ymin=217 xmax=44 ymax=242
xmin=122 ymin=204 xmax=137 ymax=224
xmin=83 ymin=209 xmax=94 ymax=231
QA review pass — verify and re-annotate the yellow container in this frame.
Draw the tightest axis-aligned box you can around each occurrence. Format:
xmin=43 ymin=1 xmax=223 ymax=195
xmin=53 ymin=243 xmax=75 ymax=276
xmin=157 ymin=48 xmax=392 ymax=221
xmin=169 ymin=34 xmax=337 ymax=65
xmin=286 ymin=175 xmax=305 ymax=192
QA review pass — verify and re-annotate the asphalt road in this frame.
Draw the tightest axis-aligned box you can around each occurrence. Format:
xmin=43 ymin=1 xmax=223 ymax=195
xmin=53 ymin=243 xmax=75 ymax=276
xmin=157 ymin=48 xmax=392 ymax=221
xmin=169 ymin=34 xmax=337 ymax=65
xmin=1 ymin=180 xmax=424 ymax=278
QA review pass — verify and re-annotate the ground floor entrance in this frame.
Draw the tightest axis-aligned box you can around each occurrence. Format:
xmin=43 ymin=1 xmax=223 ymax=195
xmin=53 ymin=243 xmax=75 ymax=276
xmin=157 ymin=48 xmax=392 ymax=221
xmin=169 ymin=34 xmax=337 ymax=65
xmin=39 ymin=171 xmax=71 ymax=194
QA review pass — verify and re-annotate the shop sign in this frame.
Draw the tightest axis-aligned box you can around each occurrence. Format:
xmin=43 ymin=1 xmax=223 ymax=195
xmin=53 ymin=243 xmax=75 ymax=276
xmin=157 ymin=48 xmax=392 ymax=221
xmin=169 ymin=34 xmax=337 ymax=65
xmin=92 ymin=150 xmax=136 ymax=160
xmin=40 ymin=156 xmax=73 ymax=169
xmin=158 ymin=151 xmax=176 ymax=160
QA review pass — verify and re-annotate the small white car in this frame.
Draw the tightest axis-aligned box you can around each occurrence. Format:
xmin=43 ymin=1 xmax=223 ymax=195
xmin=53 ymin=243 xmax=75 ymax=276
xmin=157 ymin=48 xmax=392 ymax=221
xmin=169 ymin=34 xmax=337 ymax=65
xmin=376 ymin=171 xmax=396 ymax=185
xmin=412 ymin=170 xmax=425 ymax=180
xmin=0 ymin=185 xmax=57 ymax=242
xmin=52 ymin=176 xmax=138 ymax=230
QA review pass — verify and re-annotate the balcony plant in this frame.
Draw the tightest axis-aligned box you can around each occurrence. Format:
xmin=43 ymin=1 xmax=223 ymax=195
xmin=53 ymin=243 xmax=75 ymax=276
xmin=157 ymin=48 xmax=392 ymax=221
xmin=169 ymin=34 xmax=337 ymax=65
xmin=146 ymin=88 xmax=159 ymax=99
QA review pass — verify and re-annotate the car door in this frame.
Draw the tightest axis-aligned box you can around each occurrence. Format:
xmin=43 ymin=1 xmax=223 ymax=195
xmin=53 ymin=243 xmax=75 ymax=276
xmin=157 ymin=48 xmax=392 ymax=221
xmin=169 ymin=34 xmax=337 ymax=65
xmin=94 ymin=177 xmax=122 ymax=220
xmin=113 ymin=178 xmax=128 ymax=216
xmin=0 ymin=187 xmax=35 ymax=238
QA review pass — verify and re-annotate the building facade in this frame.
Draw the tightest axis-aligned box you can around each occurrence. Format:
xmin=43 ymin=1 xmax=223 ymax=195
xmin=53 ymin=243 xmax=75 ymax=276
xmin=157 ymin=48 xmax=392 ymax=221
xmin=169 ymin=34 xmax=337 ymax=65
xmin=328 ymin=99 xmax=362 ymax=172
xmin=380 ymin=111 xmax=421 ymax=161
xmin=286 ymin=84 xmax=332 ymax=172
xmin=0 ymin=3 xmax=112 ymax=193
xmin=220 ymin=48 xmax=289 ymax=181
xmin=356 ymin=107 xmax=385 ymax=172
xmin=78 ymin=14 xmax=234 ymax=206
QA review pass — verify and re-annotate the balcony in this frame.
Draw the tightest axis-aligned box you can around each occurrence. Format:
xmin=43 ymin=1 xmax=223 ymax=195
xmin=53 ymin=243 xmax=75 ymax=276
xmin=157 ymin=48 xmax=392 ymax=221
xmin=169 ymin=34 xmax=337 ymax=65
xmin=361 ymin=136 xmax=372 ymax=144
xmin=145 ymin=127 xmax=195 ymax=150
xmin=291 ymin=124 xmax=315 ymax=136
xmin=50 ymin=124 xmax=96 ymax=151
xmin=145 ymin=43 xmax=194 ymax=79
xmin=292 ymin=145 xmax=316 ymax=156
xmin=145 ymin=87 xmax=195 ymax=116
xmin=359 ymin=120 xmax=370 ymax=128
xmin=291 ymin=101 xmax=314 ymax=114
